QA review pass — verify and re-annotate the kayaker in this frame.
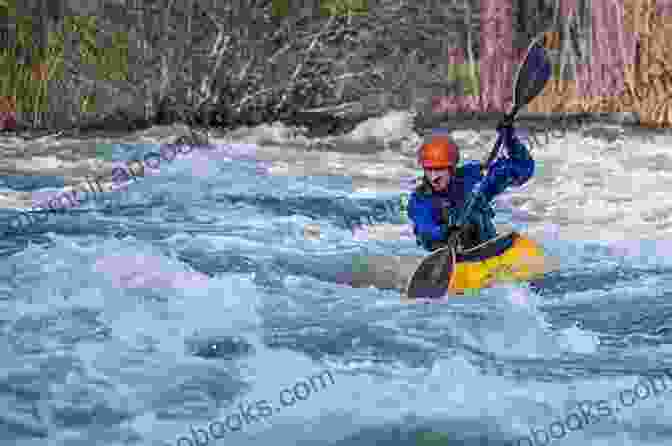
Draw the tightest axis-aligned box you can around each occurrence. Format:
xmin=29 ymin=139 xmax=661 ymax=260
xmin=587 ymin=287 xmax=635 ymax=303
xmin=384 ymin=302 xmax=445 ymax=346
xmin=408 ymin=123 xmax=534 ymax=252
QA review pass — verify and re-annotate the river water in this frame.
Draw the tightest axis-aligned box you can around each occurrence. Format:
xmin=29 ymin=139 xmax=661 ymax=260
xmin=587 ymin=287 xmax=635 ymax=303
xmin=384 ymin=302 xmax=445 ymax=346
xmin=1 ymin=120 xmax=672 ymax=446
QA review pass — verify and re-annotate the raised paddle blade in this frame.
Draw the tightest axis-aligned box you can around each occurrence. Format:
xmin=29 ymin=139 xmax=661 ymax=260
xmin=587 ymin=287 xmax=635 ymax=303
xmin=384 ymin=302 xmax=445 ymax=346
xmin=510 ymin=34 xmax=552 ymax=114
xmin=484 ymin=34 xmax=552 ymax=168
xmin=405 ymin=245 xmax=456 ymax=299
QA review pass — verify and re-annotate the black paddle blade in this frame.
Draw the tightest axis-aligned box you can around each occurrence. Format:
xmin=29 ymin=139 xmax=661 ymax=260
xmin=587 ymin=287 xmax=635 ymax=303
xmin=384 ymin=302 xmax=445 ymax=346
xmin=511 ymin=35 xmax=552 ymax=114
xmin=406 ymin=247 xmax=455 ymax=299
xmin=485 ymin=33 xmax=552 ymax=169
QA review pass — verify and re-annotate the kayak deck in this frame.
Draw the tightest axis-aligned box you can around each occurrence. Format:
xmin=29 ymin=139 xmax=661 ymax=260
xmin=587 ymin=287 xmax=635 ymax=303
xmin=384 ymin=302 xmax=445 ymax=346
xmin=342 ymin=232 xmax=558 ymax=298
xmin=448 ymin=232 xmax=548 ymax=293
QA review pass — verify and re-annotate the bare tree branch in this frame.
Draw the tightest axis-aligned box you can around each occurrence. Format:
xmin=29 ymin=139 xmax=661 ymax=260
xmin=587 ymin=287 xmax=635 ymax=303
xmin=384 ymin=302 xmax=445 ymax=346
xmin=274 ymin=15 xmax=337 ymax=112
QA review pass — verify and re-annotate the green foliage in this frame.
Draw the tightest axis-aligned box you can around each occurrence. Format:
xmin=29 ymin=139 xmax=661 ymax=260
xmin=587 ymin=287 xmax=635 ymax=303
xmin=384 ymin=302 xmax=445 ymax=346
xmin=0 ymin=4 xmax=49 ymax=114
xmin=447 ymin=63 xmax=481 ymax=97
xmin=0 ymin=0 xmax=129 ymax=120
xmin=60 ymin=16 xmax=129 ymax=113
xmin=271 ymin=0 xmax=367 ymax=17
xmin=0 ymin=0 xmax=35 ymax=75
xmin=552 ymin=62 xmax=567 ymax=80
xmin=59 ymin=15 xmax=129 ymax=82
xmin=271 ymin=0 xmax=290 ymax=17
xmin=320 ymin=0 xmax=368 ymax=16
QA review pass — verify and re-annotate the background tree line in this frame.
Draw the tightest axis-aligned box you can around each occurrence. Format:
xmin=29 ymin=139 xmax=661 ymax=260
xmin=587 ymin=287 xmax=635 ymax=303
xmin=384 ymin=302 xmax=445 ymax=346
xmin=0 ymin=0 xmax=670 ymax=136
xmin=0 ymin=0 xmax=522 ymax=135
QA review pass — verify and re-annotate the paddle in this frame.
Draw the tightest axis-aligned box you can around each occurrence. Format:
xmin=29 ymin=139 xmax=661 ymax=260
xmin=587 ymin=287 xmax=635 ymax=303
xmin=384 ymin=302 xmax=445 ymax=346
xmin=405 ymin=33 xmax=552 ymax=299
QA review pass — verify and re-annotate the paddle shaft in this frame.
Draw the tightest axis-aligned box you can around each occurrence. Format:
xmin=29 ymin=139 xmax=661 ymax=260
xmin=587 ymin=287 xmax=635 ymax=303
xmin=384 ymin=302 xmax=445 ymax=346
xmin=453 ymin=33 xmax=550 ymax=240
xmin=452 ymin=112 xmax=516 ymax=239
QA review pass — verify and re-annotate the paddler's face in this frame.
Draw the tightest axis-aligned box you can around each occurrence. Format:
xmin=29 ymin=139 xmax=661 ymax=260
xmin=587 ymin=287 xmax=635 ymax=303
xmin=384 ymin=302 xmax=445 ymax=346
xmin=425 ymin=168 xmax=453 ymax=192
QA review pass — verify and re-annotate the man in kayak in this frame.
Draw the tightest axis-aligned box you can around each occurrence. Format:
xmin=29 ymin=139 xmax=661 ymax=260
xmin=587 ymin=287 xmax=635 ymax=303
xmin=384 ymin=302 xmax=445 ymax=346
xmin=408 ymin=123 xmax=534 ymax=252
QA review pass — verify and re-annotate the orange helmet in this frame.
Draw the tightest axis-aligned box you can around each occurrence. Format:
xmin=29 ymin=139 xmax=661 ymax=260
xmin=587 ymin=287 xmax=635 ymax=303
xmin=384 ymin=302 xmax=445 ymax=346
xmin=418 ymin=136 xmax=459 ymax=169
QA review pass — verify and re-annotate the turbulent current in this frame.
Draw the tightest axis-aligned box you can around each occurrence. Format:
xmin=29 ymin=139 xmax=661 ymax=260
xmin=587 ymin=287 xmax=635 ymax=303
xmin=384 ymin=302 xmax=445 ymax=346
xmin=1 ymin=120 xmax=672 ymax=446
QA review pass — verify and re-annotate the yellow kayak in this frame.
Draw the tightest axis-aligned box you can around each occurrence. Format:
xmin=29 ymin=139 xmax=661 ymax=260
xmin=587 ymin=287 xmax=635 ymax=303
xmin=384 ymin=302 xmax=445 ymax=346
xmin=447 ymin=231 xmax=549 ymax=294
xmin=345 ymin=231 xmax=556 ymax=298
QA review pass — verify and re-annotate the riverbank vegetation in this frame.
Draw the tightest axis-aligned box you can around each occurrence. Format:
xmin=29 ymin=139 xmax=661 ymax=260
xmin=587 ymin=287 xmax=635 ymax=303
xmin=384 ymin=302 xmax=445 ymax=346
xmin=0 ymin=0 xmax=670 ymax=138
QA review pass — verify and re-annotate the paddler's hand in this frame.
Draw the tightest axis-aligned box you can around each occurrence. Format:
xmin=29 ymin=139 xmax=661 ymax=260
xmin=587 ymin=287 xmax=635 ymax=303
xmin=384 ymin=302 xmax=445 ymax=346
xmin=441 ymin=225 xmax=466 ymax=251
xmin=416 ymin=231 xmax=435 ymax=251
xmin=443 ymin=224 xmax=461 ymax=240
xmin=496 ymin=121 xmax=516 ymax=147
xmin=498 ymin=111 xmax=515 ymax=130
xmin=416 ymin=224 xmax=455 ymax=251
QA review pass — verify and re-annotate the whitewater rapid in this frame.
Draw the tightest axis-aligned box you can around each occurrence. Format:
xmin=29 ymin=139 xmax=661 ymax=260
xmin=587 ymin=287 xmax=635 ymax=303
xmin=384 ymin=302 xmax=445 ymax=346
xmin=0 ymin=115 xmax=672 ymax=445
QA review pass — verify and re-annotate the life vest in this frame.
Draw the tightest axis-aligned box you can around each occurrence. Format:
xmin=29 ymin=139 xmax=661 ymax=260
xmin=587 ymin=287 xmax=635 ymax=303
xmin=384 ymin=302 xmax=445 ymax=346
xmin=414 ymin=168 xmax=496 ymax=251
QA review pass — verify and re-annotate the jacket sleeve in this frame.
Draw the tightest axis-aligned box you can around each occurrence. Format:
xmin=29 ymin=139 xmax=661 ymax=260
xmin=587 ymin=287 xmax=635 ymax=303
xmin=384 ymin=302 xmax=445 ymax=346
xmin=408 ymin=192 xmax=445 ymax=242
xmin=479 ymin=135 xmax=534 ymax=202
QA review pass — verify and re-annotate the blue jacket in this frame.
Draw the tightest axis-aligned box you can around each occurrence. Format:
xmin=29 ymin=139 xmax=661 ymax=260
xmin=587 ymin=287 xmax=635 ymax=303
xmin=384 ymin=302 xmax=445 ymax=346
xmin=408 ymin=134 xmax=534 ymax=251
